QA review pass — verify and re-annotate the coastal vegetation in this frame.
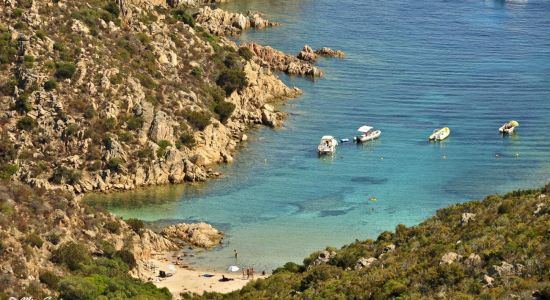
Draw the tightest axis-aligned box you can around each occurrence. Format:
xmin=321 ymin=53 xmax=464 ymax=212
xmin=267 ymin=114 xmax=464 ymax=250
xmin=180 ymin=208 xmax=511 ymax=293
xmin=0 ymin=180 xmax=174 ymax=299
xmin=191 ymin=184 xmax=550 ymax=299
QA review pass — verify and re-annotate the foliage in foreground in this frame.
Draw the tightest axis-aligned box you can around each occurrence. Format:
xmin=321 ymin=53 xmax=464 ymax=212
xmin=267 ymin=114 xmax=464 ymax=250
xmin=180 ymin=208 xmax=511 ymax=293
xmin=193 ymin=184 xmax=550 ymax=299
xmin=0 ymin=181 xmax=171 ymax=300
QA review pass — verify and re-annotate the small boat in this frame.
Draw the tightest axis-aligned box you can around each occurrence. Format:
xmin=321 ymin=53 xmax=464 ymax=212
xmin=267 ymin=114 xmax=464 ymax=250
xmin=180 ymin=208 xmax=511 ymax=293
xmin=354 ymin=125 xmax=381 ymax=143
xmin=318 ymin=135 xmax=338 ymax=155
xmin=340 ymin=138 xmax=350 ymax=143
xmin=499 ymin=120 xmax=519 ymax=134
xmin=429 ymin=127 xmax=450 ymax=141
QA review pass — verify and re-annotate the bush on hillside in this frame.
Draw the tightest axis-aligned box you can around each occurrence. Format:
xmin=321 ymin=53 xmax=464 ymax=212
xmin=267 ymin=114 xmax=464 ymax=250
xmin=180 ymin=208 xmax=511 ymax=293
xmin=55 ymin=62 xmax=76 ymax=80
xmin=216 ymin=68 xmax=247 ymax=96
xmin=238 ymin=47 xmax=254 ymax=61
xmin=173 ymin=8 xmax=195 ymax=27
xmin=125 ymin=218 xmax=144 ymax=234
xmin=184 ymin=110 xmax=211 ymax=131
xmin=44 ymin=79 xmax=57 ymax=91
xmin=214 ymin=101 xmax=235 ymax=123
xmin=16 ymin=116 xmax=36 ymax=131
xmin=52 ymin=242 xmax=91 ymax=271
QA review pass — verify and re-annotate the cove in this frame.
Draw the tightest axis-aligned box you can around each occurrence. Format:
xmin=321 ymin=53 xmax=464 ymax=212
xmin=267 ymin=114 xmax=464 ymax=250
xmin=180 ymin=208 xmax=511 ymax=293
xmin=88 ymin=0 xmax=550 ymax=272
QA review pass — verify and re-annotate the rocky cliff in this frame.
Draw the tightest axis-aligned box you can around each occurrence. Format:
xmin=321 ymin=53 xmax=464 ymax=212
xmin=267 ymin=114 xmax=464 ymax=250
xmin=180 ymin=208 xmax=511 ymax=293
xmin=0 ymin=0 xmax=302 ymax=194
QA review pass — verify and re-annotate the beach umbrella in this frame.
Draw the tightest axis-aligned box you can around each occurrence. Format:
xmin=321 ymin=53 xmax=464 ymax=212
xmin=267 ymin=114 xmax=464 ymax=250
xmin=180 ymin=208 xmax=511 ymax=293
xmin=227 ymin=265 xmax=240 ymax=272
xmin=166 ymin=264 xmax=177 ymax=273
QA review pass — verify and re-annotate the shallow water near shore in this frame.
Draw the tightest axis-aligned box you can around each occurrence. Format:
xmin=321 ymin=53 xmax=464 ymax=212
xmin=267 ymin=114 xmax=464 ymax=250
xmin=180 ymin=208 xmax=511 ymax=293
xmin=88 ymin=0 xmax=550 ymax=272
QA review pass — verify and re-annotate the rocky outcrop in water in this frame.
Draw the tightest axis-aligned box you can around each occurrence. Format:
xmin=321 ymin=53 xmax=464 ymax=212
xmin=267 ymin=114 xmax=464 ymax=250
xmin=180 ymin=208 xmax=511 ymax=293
xmin=195 ymin=6 xmax=278 ymax=36
xmin=315 ymin=47 xmax=346 ymax=58
xmin=161 ymin=222 xmax=224 ymax=248
xmin=241 ymin=43 xmax=324 ymax=77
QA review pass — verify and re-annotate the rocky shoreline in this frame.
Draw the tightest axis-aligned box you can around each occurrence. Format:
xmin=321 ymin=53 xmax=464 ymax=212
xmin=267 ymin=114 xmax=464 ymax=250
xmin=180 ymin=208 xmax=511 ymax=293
xmin=0 ymin=0 xmax=345 ymax=196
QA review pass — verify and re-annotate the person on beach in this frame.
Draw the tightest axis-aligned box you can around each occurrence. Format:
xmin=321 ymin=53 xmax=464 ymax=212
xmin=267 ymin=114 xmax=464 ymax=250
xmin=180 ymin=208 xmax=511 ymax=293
xmin=250 ymin=267 xmax=255 ymax=279
xmin=246 ymin=268 xmax=250 ymax=279
xmin=234 ymin=250 xmax=238 ymax=263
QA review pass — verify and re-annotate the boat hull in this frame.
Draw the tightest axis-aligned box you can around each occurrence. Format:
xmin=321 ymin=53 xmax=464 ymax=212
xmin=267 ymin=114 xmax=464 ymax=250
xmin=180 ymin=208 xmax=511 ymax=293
xmin=429 ymin=127 xmax=450 ymax=141
xmin=356 ymin=130 xmax=381 ymax=143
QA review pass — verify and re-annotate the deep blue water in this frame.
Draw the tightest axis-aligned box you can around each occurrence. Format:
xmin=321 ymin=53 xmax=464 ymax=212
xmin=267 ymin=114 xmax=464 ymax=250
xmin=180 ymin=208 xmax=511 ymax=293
xmin=89 ymin=0 xmax=550 ymax=272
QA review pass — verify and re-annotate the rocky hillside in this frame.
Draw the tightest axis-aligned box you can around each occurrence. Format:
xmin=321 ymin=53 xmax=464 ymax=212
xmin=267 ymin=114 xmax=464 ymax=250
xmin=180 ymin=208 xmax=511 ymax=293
xmin=0 ymin=0 xmax=302 ymax=194
xmin=0 ymin=179 xmax=181 ymax=299
xmin=193 ymin=184 xmax=550 ymax=299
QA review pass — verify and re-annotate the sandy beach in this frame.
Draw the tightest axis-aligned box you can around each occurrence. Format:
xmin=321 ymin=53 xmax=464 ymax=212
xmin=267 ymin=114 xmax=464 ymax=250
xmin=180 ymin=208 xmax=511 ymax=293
xmin=144 ymin=255 xmax=265 ymax=298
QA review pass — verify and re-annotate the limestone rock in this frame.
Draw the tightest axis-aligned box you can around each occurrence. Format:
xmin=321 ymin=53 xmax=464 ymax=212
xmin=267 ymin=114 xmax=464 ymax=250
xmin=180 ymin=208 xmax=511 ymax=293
xmin=315 ymin=47 xmax=346 ymax=58
xmin=383 ymin=244 xmax=396 ymax=253
xmin=310 ymin=250 xmax=337 ymax=267
xmin=149 ymin=111 xmax=175 ymax=143
xmin=161 ymin=222 xmax=224 ymax=248
xmin=489 ymin=261 xmax=515 ymax=277
xmin=464 ymin=253 xmax=482 ymax=266
xmin=195 ymin=7 xmax=278 ymax=36
xmin=461 ymin=212 xmax=476 ymax=225
xmin=242 ymin=43 xmax=324 ymax=77
xmin=355 ymin=257 xmax=377 ymax=270
xmin=297 ymin=45 xmax=317 ymax=62
xmin=441 ymin=252 xmax=462 ymax=264
xmin=483 ymin=274 xmax=494 ymax=286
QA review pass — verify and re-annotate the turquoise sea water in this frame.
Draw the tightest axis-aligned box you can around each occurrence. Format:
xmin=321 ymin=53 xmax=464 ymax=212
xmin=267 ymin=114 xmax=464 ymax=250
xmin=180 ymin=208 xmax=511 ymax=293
xmin=89 ymin=0 xmax=550 ymax=272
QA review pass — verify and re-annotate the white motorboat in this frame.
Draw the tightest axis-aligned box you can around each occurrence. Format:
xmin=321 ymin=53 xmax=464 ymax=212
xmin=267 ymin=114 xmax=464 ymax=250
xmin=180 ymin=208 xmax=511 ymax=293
xmin=499 ymin=120 xmax=519 ymax=134
xmin=318 ymin=135 xmax=338 ymax=155
xmin=354 ymin=125 xmax=381 ymax=143
xmin=429 ymin=127 xmax=451 ymax=141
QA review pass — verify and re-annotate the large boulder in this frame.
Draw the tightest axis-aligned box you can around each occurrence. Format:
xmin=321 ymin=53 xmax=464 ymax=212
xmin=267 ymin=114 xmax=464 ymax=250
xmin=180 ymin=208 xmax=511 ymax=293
xmin=161 ymin=222 xmax=223 ymax=248
xmin=355 ymin=257 xmax=377 ymax=270
xmin=441 ymin=252 xmax=462 ymax=264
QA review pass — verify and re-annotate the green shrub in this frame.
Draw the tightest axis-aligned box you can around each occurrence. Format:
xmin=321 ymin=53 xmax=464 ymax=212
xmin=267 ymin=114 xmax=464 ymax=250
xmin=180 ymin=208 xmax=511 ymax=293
xmin=55 ymin=62 xmax=76 ymax=80
xmin=15 ymin=97 xmax=32 ymax=113
xmin=104 ymin=2 xmax=120 ymax=18
xmin=116 ymin=249 xmax=137 ymax=269
xmin=137 ymin=147 xmax=154 ymax=160
xmin=173 ymin=8 xmax=195 ymax=27
xmin=104 ymin=220 xmax=121 ymax=234
xmin=498 ymin=200 xmax=513 ymax=214
xmin=25 ymin=233 xmax=44 ymax=248
xmin=137 ymin=74 xmax=157 ymax=89
xmin=216 ymin=68 xmax=247 ymax=96
xmin=176 ymin=132 xmax=195 ymax=149
xmin=0 ymin=31 xmax=17 ymax=65
xmin=214 ymin=101 xmax=235 ymax=123
xmin=0 ymin=78 xmax=17 ymax=96
xmin=50 ymin=166 xmax=81 ymax=185
xmin=184 ymin=110 xmax=211 ymax=131
xmin=23 ymin=55 xmax=34 ymax=68
xmin=238 ymin=47 xmax=254 ymax=61
xmin=39 ymin=270 xmax=60 ymax=289
xmin=191 ymin=66 xmax=203 ymax=77
xmin=52 ymin=242 xmax=91 ymax=271
xmin=156 ymin=140 xmax=172 ymax=158
xmin=126 ymin=115 xmax=144 ymax=131
xmin=57 ymin=276 xmax=98 ymax=300
xmin=84 ymin=106 xmax=96 ymax=119
xmin=16 ymin=116 xmax=36 ymax=131
xmin=107 ymin=158 xmax=124 ymax=172
xmin=0 ymin=163 xmax=18 ymax=179
xmin=43 ymin=79 xmax=57 ymax=91
xmin=99 ymin=240 xmax=116 ymax=258
xmin=125 ymin=218 xmax=144 ymax=234
xmin=46 ymin=232 xmax=61 ymax=245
